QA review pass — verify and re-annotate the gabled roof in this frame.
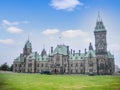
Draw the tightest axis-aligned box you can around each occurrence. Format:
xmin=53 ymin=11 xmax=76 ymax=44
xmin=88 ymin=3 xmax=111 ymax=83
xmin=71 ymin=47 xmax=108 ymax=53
xmin=52 ymin=45 xmax=68 ymax=55
xmin=108 ymin=51 xmax=114 ymax=59
xmin=85 ymin=50 xmax=96 ymax=58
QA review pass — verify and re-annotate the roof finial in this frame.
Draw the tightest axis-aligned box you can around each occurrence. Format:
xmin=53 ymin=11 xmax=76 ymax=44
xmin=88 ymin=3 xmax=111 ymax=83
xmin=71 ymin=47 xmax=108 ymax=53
xmin=59 ymin=35 xmax=62 ymax=45
xmin=43 ymin=44 xmax=45 ymax=49
xmin=28 ymin=34 xmax=29 ymax=41
xmin=98 ymin=11 xmax=101 ymax=21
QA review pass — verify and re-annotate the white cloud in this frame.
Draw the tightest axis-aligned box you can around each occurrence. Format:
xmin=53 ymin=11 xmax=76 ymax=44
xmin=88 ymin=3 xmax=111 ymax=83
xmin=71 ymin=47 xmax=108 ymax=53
xmin=50 ymin=0 xmax=83 ymax=11
xmin=61 ymin=30 xmax=87 ymax=38
xmin=1 ymin=20 xmax=29 ymax=34
xmin=7 ymin=26 xmax=23 ymax=34
xmin=2 ymin=20 xmax=19 ymax=26
xmin=2 ymin=20 xmax=29 ymax=27
xmin=61 ymin=29 xmax=93 ymax=43
xmin=0 ymin=39 xmax=15 ymax=45
xmin=42 ymin=29 xmax=59 ymax=35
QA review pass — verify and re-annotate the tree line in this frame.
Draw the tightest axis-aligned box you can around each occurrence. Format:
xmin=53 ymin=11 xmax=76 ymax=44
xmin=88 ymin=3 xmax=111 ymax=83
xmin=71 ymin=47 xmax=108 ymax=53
xmin=0 ymin=62 xmax=13 ymax=71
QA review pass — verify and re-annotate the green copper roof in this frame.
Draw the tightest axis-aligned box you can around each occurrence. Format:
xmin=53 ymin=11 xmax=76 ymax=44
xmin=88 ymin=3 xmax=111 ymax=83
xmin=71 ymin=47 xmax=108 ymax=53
xmin=15 ymin=56 xmax=21 ymax=61
xmin=52 ymin=45 xmax=68 ymax=55
xmin=69 ymin=53 xmax=85 ymax=60
xmin=108 ymin=51 xmax=114 ymax=59
xmin=38 ymin=55 xmax=49 ymax=61
xmin=26 ymin=52 xmax=49 ymax=61
xmin=26 ymin=52 xmax=36 ymax=60
xmin=14 ymin=54 xmax=24 ymax=62
xmin=85 ymin=50 xmax=96 ymax=58
xmin=94 ymin=21 xmax=106 ymax=32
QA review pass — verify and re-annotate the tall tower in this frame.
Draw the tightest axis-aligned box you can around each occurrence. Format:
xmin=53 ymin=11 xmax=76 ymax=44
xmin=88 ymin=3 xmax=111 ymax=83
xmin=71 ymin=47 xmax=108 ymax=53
xmin=23 ymin=38 xmax=32 ymax=56
xmin=94 ymin=12 xmax=107 ymax=55
xmin=94 ymin=12 xmax=108 ymax=75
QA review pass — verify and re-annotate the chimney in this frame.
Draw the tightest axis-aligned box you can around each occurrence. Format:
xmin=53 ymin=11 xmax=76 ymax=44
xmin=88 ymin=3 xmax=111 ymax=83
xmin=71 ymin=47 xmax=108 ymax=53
xmin=73 ymin=50 xmax=75 ymax=56
xmin=35 ymin=52 xmax=37 ymax=58
xmin=67 ymin=46 xmax=69 ymax=55
xmin=85 ymin=48 xmax=87 ymax=54
xmin=51 ymin=47 xmax=53 ymax=53
xmin=71 ymin=49 xmax=72 ymax=54
xmin=79 ymin=50 xmax=81 ymax=56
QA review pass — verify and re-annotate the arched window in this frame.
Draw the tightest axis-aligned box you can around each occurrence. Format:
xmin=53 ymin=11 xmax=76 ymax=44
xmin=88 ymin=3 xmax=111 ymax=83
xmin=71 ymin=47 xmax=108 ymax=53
xmin=89 ymin=61 xmax=93 ymax=67
xmin=100 ymin=63 xmax=104 ymax=70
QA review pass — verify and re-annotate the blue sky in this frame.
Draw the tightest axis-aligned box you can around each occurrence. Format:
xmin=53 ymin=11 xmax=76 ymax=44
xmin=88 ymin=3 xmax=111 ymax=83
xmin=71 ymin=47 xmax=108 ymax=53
xmin=0 ymin=0 xmax=120 ymax=67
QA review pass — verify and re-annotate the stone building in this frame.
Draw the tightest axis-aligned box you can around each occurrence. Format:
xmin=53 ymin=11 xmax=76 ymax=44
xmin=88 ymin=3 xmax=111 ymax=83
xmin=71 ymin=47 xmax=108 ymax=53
xmin=13 ymin=15 xmax=115 ymax=75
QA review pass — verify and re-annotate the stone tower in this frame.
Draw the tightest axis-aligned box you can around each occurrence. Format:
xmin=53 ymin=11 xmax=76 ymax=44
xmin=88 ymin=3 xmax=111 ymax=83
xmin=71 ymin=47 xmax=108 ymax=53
xmin=94 ymin=13 xmax=107 ymax=54
xmin=94 ymin=12 xmax=108 ymax=75
xmin=23 ymin=39 xmax=32 ymax=56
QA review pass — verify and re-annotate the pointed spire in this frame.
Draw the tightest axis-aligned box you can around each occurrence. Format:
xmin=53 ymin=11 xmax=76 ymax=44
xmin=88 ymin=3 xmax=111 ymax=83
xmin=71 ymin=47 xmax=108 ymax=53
xmin=43 ymin=44 xmax=45 ymax=49
xmin=28 ymin=34 xmax=29 ymax=42
xmin=97 ymin=11 xmax=101 ymax=21
xmin=85 ymin=48 xmax=87 ymax=54
xmin=94 ymin=11 xmax=106 ymax=32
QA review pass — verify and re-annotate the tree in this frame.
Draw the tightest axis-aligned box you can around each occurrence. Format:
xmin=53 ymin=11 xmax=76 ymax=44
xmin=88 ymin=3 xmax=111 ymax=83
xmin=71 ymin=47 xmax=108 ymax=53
xmin=0 ymin=62 xmax=10 ymax=71
xmin=10 ymin=64 xmax=13 ymax=71
xmin=0 ymin=65 xmax=1 ymax=70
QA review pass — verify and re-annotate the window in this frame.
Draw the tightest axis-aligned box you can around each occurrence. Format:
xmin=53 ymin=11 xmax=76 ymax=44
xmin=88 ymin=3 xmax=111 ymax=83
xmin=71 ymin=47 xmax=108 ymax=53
xmin=45 ymin=64 xmax=47 ymax=67
xmin=64 ymin=64 xmax=66 ymax=67
xmin=64 ymin=58 xmax=66 ymax=61
xmin=56 ymin=64 xmax=60 ymax=66
xmin=89 ymin=61 xmax=93 ymax=67
xmin=76 ymin=70 xmax=78 ymax=73
xmin=76 ymin=63 xmax=78 ymax=67
xmin=89 ymin=69 xmax=93 ymax=72
xmin=75 ymin=57 xmax=78 ymax=59
xmin=37 ymin=64 xmax=39 ymax=67
xmin=71 ymin=64 xmax=73 ymax=67
xmin=81 ymin=57 xmax=83 ymax=59
xmin=41 ymin=64 xmax=43 ymax=67
xmin=29 ymin=56 xmax=32 ymax=58
xmin=57 ymin=56 xmax=60 ymax=61
xmin=28 ymin=63 xmax=32 ymax=67
xmin=81 ymin=63 xmax=83 ymax=67
xmin=81 ymin=70 xmax=83 ymax=73
xmin=100 ymin=63 xmax=104 ymax=69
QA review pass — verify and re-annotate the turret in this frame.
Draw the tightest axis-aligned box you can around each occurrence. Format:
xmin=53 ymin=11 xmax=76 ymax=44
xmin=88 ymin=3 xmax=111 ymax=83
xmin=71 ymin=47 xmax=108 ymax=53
xmin=23 ymin=39 xmax=32 ymax=56
xmin=89 ymin=42 xmax=93 ymax=50
xmin=41 ymin=49 xmax=47 ymax=56
xmin=51 ymin=47 xmax=53 ymax=53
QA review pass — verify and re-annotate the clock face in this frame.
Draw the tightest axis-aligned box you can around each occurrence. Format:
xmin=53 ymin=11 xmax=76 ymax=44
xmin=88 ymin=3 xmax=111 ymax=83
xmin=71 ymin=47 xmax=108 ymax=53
xmin=98 ymin=40 xmax=104 ymax=50
xmin=98 ymin=43 xmax=104 ymax=49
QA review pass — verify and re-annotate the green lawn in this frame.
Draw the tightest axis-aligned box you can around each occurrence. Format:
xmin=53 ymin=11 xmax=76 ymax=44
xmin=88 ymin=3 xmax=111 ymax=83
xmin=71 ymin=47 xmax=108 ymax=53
xmin=0 ymin=73 xmax=120 ymax=90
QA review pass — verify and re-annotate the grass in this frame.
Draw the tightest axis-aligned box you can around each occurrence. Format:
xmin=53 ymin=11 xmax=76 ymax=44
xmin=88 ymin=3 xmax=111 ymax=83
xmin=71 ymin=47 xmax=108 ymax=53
xmin=0 ymin=73 xmax=120 ymax=90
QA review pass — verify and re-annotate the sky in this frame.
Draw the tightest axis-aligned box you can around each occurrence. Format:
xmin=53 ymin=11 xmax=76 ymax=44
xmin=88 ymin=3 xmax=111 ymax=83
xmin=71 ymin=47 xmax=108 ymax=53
xmin=0 ymin=0 xmax=120 ymax=67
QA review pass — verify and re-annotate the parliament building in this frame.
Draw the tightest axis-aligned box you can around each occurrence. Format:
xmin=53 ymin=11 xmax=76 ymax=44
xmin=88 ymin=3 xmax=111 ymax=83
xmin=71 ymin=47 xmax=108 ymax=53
xmin=13 ymin=15 xmax=115 ymax=75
